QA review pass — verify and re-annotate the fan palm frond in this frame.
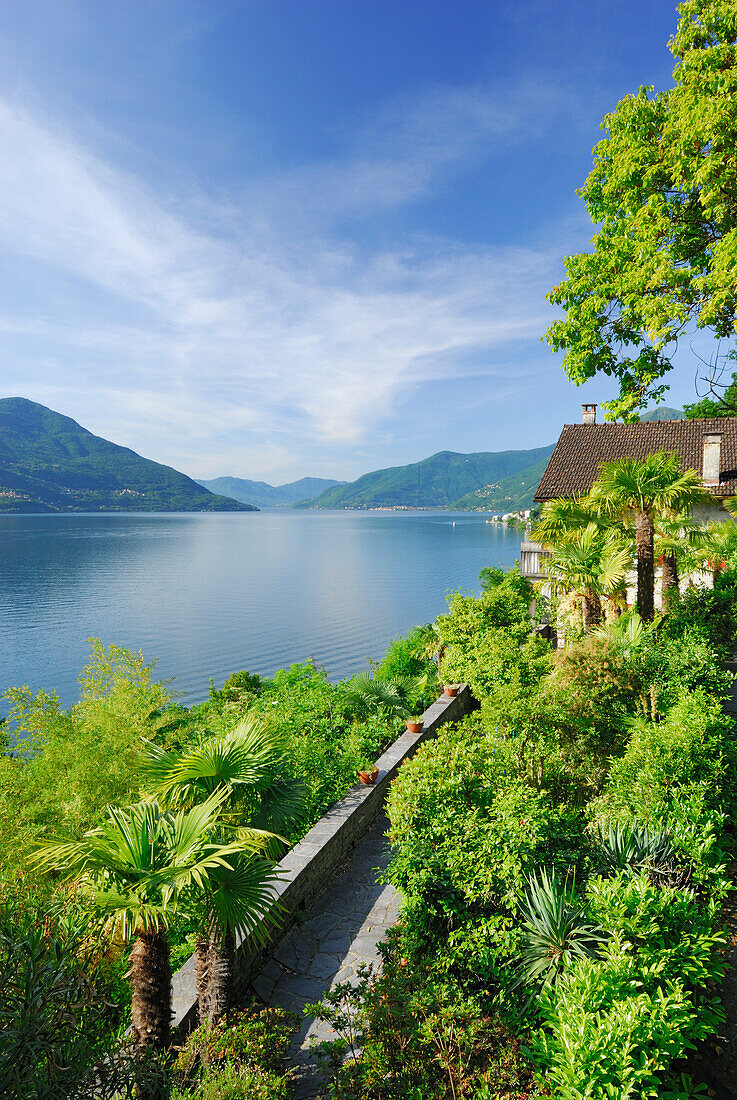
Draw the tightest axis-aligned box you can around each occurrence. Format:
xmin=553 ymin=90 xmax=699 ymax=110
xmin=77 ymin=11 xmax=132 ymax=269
xmin=341 ymin=671 xmax=414 ymax=719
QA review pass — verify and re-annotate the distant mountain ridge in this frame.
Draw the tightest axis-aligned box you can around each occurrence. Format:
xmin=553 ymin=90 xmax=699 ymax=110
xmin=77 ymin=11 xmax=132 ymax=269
xmin=197 ymin=475 xmax=344 ymax=508
xmin=639 ymin=407 xmax=684 ymax=421
xmin=0 ymin=398 xmax=255 ymax=513
xmin=304 ymin=446 xmax=556 ymax=510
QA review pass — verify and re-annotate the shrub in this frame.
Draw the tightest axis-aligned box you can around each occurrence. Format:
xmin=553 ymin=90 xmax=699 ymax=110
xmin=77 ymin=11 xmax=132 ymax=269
xmin=172 ymin=1007 xmax=296 ymax=1091
xmin=516 ymin=868 xmax=605 ymax=988
xmin=592 ymin=688 xmax=736 ymax=835
xmin=0 ymin=640 xmax=179 ymax=875
xmin=531 ymin=940 xmax=700 ymax=1100
xmin=0 ymin=890 xmax=126 ymax=1100
xmin=435 ymin=570 xmax=547 ymax=703
xmin=385 ymin=717 xmax=586 ymax=989
xmin=172 ymin=1062 xmax=290 ymax=1100
xmin=305 ymin=949 xmax=541 ymax=1100
xmin=586 ymin=873 xmax=726 ymax=1007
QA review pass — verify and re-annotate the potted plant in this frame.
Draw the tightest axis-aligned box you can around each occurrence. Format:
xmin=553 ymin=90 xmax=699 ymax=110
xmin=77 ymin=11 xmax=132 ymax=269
xmin=358 ymin=762 xmax=379 ymax=784
xmin=443 ymin=684 xmax=459 ymax=698
xmin=406 ymin=716 xmax=424 ymax=733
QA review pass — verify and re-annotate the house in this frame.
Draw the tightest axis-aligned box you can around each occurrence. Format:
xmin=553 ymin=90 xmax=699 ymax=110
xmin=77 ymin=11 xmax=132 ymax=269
xmin=520 ymin=403 xmax=737 ymax=583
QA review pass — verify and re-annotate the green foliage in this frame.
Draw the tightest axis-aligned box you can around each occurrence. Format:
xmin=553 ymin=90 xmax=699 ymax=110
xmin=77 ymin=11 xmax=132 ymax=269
xmin=531 ymin=942 xmax=703 ymax=1099
xmin=593 ymin=688 xmax=735 ymax=831
xmin=207 ymin=670 xmax=262 ymax=712
xmin=206 ymin=660 xmax=399 ymax=841
xmin=340 ymin=671 xmax=415 ymax=720
xmin=372 ymin=624 xmax=439 ymax=707
xmin=0 ymin=397 xmax=252 ymax=513
xmin=385 ymin=717 xmax=584 ymax=988
xmin=172 ymin=1008 xmax=296 ymax=1092
xmin=683 ymin=360 xmax=737 ymax=418
xmin=595 ymin=820 xmax=677 ymax=878
xmin=435 ymin=569 xmax=550 ymax=702
xmin=532 ymin=873 xmax=725 ymax=1098
xmin=0 ymin=640 xmax=178 ymax=874
xmin=545 ymin=1 xmax=737 ymax=419
xmin=0 ymin=894 xmax=124 ymax=1100
xmin=304 ymin=949 xmax=541 ymax=1100
xmin=587 ymin=873 xmax=726 ymax=1000
xmin=140 ymin=712 xmax=304 ymax=837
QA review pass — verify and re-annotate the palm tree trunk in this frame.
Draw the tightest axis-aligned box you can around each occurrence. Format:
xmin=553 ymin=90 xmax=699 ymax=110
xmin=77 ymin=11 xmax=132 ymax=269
xmin=204 ymin=926 xmax=236 ymax=1025
xmin=195 ymin=933 xmax=211 ymax=1025
xmin=635 ymin=510 xmax=655 ymax=622
xmin=581 ymin=591 xmax=602 ymax=632
xmin=129 ymin=929 xmax=172 ymax=1051
xmin=661 ymin=552 xmax=679 ymax=610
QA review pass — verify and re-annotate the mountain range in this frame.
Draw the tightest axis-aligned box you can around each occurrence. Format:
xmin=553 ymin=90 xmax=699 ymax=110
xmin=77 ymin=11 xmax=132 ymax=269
xmin=302 ymin=446 xmax=556 ymax=510
xmin=0 ymin=398 xmax=254 ymax=513
xmin=196 ymin=475 xmax=344 ymax=509
xmin=0 ymin=398 xmax=687 ymax=516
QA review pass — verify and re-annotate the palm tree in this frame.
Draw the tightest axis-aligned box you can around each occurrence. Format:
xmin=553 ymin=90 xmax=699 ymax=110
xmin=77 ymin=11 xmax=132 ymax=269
xmin=589 ymin=453 xmax=707 ymax=622
xmin=543 ymin=523 xmax=631 ymax=632
xmin=532 ymin=495 xmax=611 ymax=547
xmin=139 ymin=715 xmax=302 ymax=1024
xmin=655 ymin=516 xmax=712 ymax=609
xmin=31 ymin=792 xmax=271 ymax=1052
xmin=341 ymin=671 xmax=419 ymax=720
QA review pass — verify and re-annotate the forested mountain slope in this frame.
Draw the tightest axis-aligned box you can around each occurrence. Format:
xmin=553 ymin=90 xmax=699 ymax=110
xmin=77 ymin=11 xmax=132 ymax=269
xmin=0 ymin=398 xmax=255 ymax=513
xmin=305 ymin=446 xmax=555 ymax=509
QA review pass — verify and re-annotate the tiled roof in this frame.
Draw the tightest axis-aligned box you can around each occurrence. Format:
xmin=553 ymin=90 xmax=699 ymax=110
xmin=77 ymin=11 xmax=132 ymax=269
xmin=535 ymin=418 xmax=737 ymax=501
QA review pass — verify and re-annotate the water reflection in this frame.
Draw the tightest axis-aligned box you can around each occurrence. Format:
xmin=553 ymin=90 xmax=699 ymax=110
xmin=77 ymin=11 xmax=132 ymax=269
xmin=0 ymin=512 xmax=523 ymax=711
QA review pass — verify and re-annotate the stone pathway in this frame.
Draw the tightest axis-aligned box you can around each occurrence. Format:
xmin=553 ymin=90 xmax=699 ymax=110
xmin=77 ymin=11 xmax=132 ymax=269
xmin=250 ymin=813 xmax=400 ymax=1098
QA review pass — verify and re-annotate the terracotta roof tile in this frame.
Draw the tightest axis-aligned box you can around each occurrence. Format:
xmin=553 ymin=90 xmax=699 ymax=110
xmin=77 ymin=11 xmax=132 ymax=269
xmin=534 ymin=418 xmax=737 ymax=501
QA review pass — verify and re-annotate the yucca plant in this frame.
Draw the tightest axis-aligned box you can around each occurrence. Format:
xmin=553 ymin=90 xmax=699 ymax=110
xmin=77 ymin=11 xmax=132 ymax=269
xmin=516 ymin=868 xmax=605 ymax=988
xmin=595 ymin=820 xmax=686 ymax=888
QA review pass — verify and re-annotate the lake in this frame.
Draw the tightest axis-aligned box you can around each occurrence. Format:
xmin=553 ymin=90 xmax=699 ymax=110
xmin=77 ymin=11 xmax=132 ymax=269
xmin=0 ymin=511 xmax=524 ymax=712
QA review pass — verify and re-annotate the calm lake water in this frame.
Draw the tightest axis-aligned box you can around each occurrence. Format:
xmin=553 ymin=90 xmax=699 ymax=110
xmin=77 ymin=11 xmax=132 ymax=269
xmin=0 ymin=511 xmax=524 ymax=712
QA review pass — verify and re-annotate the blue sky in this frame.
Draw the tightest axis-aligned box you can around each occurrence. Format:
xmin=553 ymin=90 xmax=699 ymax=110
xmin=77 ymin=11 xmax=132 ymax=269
xmin=0 ymin=1 xmax=699 ymax=482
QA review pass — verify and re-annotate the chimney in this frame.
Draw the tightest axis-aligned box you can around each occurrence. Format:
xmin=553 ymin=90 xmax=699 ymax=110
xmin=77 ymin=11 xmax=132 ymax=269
xmin=703 ymin=431 xmax=723 ymax=486
xmin=582 ymin=404 xmax=597 ymax=425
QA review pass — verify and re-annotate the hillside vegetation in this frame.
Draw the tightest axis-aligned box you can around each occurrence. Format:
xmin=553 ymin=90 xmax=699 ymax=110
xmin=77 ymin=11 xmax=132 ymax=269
xmin=0 ymin=399 xmax=255 ymax=513
xmin=306 ymin=445 xmax=555 ymax=510
xmin=453 ymin=455 xmax=553 ymax=512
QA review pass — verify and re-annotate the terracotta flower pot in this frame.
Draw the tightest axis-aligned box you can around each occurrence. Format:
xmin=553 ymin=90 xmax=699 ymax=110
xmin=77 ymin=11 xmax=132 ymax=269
xmin=406 ymin=719 xmax=424 ymax=733
xmin=443 ymin=685 xmax=459 ymax=698
xmin=358 ymin=767 xmax=379 ymax=785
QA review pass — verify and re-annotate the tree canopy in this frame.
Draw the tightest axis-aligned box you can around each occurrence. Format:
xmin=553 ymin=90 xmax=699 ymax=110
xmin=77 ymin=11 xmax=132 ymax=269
xmin=546 ymin=0 xmax=737 ymax=420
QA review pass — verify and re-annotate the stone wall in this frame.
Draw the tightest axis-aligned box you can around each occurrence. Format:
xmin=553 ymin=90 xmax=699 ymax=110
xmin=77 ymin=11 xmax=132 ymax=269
xmin=170 ymin=684 xmax=477 ymax=1034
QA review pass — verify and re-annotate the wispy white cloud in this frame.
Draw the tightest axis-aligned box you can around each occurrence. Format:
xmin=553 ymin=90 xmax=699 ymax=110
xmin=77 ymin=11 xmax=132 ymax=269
xmin=0 ymin=81 xmax=584 ymax=480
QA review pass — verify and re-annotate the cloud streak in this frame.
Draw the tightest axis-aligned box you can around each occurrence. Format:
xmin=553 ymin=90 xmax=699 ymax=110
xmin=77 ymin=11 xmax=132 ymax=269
xmin=0 ymin=80 xmax=583 ymax=479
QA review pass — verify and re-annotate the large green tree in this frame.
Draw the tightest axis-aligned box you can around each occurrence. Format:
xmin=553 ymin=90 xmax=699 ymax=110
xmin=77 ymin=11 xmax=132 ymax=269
xmin=546 ymin=1 xmax=737 ymax=419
